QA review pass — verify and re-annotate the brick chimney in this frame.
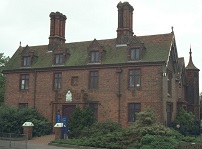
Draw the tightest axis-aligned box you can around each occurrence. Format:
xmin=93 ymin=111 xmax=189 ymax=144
xmin=116 ymin=2 xmax=134 ymax=44
xmin=49 ymin=12 xmax=66 ymax=44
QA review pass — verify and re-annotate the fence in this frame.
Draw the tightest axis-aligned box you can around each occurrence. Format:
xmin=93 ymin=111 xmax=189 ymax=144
xmin=179 ymin=141 xmax=202 ymax=149
xmin=0 ymin=133 xmax=27 ymax=149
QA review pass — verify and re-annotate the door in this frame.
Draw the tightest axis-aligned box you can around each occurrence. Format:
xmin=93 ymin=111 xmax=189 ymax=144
xmin=62 ymin=105 xmax=76 ymax=119
xmin=167 ymin=103 xmax=173 ymax=127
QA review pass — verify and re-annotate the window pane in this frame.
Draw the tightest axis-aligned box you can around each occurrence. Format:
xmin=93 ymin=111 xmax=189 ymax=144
xmin=54 ymin=73 xmax=62 ymax=89
xmin=23 ymin=56 xmax=31 ymax=66
xmin=129 ymin=75 xmax=134 ymax=87
xmin=129 ymin=69 xmax=141 ymax=87
xmin=135 ymin=76 xmax=140 ymax=87
xmin=128 ymin=103 xmax=141 ymax=122
xmin=88 ymin=103 xmax=98 ymax=119
xmin=130 ymin=49 xmax=140 ymax=60
xmin=55 ymin=54 xmax=63 ymax=64
xmin=130 ymin=49 xmax=135 ymax=60
xmin=135 ymin=49 xmax=140 ymax=60
xmin=129 ymin=104 xmax=135 ymax=122
xmin=91 ymin=52 xmax=99 ymax=62
xmin=89 ymin=71 xmax=98 ymax=89
xmin=20 ymin=74 xmax=29 ymax=90
xmin=21 ymin=80 xmax=25 ymax=89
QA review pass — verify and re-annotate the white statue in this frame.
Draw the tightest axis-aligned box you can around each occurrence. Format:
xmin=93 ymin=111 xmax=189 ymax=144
xmin=66 ymin=90 xmax=72 ymax=102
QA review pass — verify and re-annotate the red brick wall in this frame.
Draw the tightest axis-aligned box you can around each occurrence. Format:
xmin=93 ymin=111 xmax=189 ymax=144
xmin=4 ymin=64 xmax=167 ymax=127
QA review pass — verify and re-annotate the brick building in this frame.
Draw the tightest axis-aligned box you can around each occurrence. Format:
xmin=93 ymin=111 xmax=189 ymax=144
xmin=3 ymin=2 xmax=199 ymax=127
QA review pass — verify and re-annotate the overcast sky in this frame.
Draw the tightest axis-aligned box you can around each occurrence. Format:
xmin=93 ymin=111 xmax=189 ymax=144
xmin=0 ymin=0 xmax=202 ymax=92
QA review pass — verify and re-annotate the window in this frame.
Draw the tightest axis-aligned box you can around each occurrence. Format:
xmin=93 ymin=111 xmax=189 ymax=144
xmin=55 ymin=54 xmax=63 ymax=65
xmin=22 ymin=56 xmax=31 ymax=67
xmin=129 ymin=69 xmax=141 ymax=87
xmin=89 ymin=71 xmax=98 ymax=89
xmin=90 ymin=51 xmax=99 ymax=63
xmin=20 ymin=74 xmax=29 ymax=90
xmin=168 ymin=73 xmax=172 ymax=96
xmin=128 ymin=103 xmax=141 ymax=122
xmin=54 ymin=72 xmax=62 ymax=89
xmin=71 ymin=76 xmax=78 ymax=86
xmin=86 ymin=103 xmax=98 ymax=120
xmin=130 ymin=49 xmax=140 ymax=61
xmin=19 ymin=103 xmax=28 ymax=108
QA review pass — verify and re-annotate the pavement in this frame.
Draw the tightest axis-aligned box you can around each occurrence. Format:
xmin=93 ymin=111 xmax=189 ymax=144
xmin=27 ymin=134 xmax=75 ymax=149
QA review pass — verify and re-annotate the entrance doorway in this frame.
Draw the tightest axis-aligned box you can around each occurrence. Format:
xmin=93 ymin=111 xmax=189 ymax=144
xmin=62 ymin=105 xmax=76 ymax=119
xmin=166 ymin=102 xmax=173 ymax=127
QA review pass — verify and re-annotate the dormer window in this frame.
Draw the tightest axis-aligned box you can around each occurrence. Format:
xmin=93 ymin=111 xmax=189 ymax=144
xmin=22 ymin=56 xmax=31 ymax=67
xmin=88 ymin=39 xmax=103 ymax=64
xmin=21 ymin=45 xmax=36 ymax=67
xmin=130 ymin=48 xmax=140 ymax=61
xmin=55 ymin=54 xmax=64 ymax=65
xmin=90 ymin=51 xmax=99 ymax=63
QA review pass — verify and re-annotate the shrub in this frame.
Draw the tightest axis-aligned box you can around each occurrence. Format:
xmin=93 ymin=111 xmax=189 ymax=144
xmin=130 ymin=108 xmax=181 ymax=137
xmin=172 ymin=108 xmax=196 ymax=135
xmin=140 ymin=134 xmax=179 ymax=149
xmin=0 ymin=105 xmax=52 ymax=137
xmin=68 ymin=107 xmax=96 ymax=138
xmin=80 ymin=121 xmax=122 ymax=138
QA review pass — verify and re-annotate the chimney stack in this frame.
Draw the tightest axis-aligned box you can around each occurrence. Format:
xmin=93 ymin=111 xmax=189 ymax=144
xmin=116 ymin=2 xmax=134 ymax=44
xmin=49 ymin=12 xmax=66 ymax=44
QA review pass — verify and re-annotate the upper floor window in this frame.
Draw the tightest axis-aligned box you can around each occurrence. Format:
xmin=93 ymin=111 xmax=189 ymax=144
xmin=130 ymin=49 xmax=140 ymax=61
xmin=89 ymin=71 xmax=98 ymax=89
xmin=71 ymin=76 xmax=78 ymax=86
xmin=20 ymin=74 xmax=29 ymax=90
xmin=54 ymin=72 xmax=62 ymax=90
xmin=128 ymin=103 xmax=141 ymax=122
xmin=55 ymin=54 xmax=63 ymax=65
xmin=90 ymin=51 xmax=99 ymax=63
xmin=168 ymin=73 xmax=172 ymax=96
xmin=129 ymin=69 xmax=141 ymax=88
xmin=22 ymin=56 xmax=31 ymax=67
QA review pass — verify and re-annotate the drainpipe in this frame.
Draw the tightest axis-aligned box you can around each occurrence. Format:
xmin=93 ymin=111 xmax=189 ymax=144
xmin=33 ymin=70 xmax=37 ymax=109
xmin=116 ymin=67 xmax=122 ymax=123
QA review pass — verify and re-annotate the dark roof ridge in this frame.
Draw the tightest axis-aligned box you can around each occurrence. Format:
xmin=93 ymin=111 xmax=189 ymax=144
xmin=137 ymin=32 xmax=173 ymax=37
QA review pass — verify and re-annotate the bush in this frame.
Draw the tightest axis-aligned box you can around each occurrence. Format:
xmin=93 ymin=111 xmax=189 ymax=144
xmin=68 ymin=107 xmax=96 ymax=138
xmin=172 ymin=108 xmax=196 ymax=135
xmin=0 ymin=105 xmax=52 ymax=137
xmin=140 ymin=134 xmax=179 ymax=149
xmin=80 ymin=121 xmax=122 ymax=138
xmin=52 ymin=108 xmax=201 ymax=149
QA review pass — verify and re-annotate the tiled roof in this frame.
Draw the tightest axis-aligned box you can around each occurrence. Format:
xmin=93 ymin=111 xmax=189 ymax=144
xmin=4 ymin=33 xmax=174 ymax=71
xmin=186 ymin=49 xmax=199 ymax=70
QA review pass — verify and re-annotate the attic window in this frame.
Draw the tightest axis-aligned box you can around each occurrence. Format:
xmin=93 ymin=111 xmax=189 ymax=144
xmin=90 ymin=51 xmax=99 ymax=63
xmin=22 ymin=56 xmax=31 ymax=67
xmin=130 ymin=48 xmax=140 ymax=61
xmin=55 ymin=53 xmax=64 ymax=65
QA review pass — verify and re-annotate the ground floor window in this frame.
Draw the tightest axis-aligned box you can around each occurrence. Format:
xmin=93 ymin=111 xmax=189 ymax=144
xmin=19 ymin=103 xmax=28 ymax=108
xmin=86 ymin=103 xmax=98 ymax=120
xmin=128 ymin=103 xmax=141 ymax=122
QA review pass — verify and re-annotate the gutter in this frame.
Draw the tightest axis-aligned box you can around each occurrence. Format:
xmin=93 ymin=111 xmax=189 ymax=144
xmin=2 ymin=61 xmax=167 ymax=74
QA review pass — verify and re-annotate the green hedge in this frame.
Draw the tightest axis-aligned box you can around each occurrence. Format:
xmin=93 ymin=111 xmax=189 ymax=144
xmin=0 ymin=105 xmax=52 ymax=137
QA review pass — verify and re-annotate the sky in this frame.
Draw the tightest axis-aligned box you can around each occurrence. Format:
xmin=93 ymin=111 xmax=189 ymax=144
xmin=0 ymin=0 xmax=202 ymax=91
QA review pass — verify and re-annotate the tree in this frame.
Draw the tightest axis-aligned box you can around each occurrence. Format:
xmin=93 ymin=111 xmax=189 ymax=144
xmin=68 ymin=107 xmax=96 ymax=138
xmin=0 ymin=53 xmax=10 ymax=104
xmin=200 ymin=92 xmax=202 ymax=119
xmin=172 ymin=108 xmax=196 ymax=135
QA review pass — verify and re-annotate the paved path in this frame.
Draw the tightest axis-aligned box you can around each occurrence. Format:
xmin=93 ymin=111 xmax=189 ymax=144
xmin=27 ymin=134 xmax=75 ymax=149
